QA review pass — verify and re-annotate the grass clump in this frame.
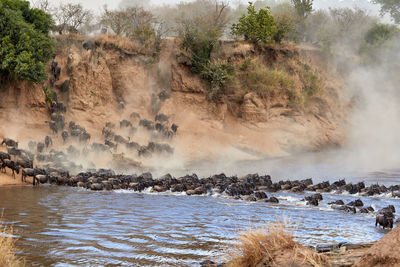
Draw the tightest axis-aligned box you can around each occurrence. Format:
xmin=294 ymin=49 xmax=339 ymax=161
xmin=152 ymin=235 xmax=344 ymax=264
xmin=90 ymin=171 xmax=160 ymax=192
xmin=200 ymin=60 xmax=235 ymax=102
xmin=227 ymin=221 xmax=328 ymax=267
xmin=242 ymin=62 xmax=300 ymax=105
xmin=43 ymin=85 xmax=53 ymax=103
xmin=301 ymin=63 xmax=322 ymax=98
xmin=0 ymin=225 xmax=25 ymax=267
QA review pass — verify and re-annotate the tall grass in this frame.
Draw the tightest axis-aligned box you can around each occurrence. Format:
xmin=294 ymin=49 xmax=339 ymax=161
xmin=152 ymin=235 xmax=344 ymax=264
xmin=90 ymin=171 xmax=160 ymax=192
xmin=227 ymin=221 xmax=328 ymax=267
xmin=0 ymin=224 xmax=25 ymax=267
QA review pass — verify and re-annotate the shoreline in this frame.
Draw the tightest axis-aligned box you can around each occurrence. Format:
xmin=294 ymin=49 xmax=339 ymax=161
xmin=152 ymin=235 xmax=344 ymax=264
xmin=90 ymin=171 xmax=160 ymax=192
xmin=0 ymin=172 xmax=30 ymax=187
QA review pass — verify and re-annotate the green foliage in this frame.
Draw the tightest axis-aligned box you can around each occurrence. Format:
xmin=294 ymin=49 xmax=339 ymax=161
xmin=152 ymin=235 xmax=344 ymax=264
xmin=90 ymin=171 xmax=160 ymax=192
xmin=43 ymin=85 xmax=53 ymax=103
xmin=240 ymin=57 xmax=253 ymax=71
xmin=200 ymin=60 xmax=235 ymax=101
xmin=231 ymin=2 xmax=277 ymax=44
xmin=271 ymin=3 xmax=297 ymax=43
xmin=365 ymin=23 xmax=399 ymax=46
xmin=181 ymin=27 xmax=219 ymax=74
xmin=300 ymin=63 xmax=321 ymax=97
xmin=373 ymin=0 xmax=400 ymax=24
xmin=361 ymin=23 xmax=400 ymax=64
xmin=291 ymin=0 xmax=313 ymax=19
xmin=0 ymin=0 xmax=54 ymax=82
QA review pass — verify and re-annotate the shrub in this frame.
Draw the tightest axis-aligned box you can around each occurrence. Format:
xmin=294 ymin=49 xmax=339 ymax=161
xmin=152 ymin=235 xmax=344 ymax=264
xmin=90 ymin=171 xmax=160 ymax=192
xmin=231 ymin=2 xmax=277 ymax=44
xmin=300 ymin=63 xmax=321 ymax=98
xmin=0 ymin=0 xmax=54 ymax=83
xmin=243 ymin=63 xmax=298 ymax=103
xmin=271 ymin=3 xmax=297 ymax=43
xmin=201 ymin=60 xmax=235 ymax=102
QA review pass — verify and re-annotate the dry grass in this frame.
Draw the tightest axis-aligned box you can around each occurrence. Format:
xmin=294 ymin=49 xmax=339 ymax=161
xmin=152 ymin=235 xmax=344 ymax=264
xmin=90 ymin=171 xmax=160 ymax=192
xmin=0 ymin=224 xmax=25 ymax=267
xmin=95 ymin=34 xmax=148 ymax=55
xmin=227 ymin=221 xmax=328 ymax=267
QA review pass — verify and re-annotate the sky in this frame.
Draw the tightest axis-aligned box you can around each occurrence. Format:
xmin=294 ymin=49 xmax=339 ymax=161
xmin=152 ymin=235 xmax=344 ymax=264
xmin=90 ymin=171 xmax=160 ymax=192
xmin=31 ymin=0 xmax=381 ymax=14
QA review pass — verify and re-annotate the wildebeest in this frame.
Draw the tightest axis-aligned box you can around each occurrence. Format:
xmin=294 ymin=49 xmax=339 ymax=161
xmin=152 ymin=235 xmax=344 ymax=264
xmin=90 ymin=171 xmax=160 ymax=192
xmin=376 ymin=205 xmax=395 ymax=229
xmin=120 ymin=119 xmax=132 ymax=128
xmin=2 ymin=159 xmax=20 ymax=178
xmin=54 ymin=66 xmax=61 ymax=80
xmin=114 ymin=135 xmax=129 ymax=144
xmin=155 ymin=114 xmax=169 ymax=123
xmin=130 ymin=112 xmax=140 ymax=120
xmin=7 ymin=147 xmax=22 ymax=157
xmin=28 ymin=141 xmax=36 ymax=151
xmin=45 ymin=136 xmax=53 ymax=148
xmin=37 ymin=142 xmax=45 ymax=153
xmin=126 ymin=141 xmax=140 ymax=151
xmin=171 ymin=123 xmax=178 ymax=133
xmin=1 ymin=138 xmax=18 ymax=148
xmin=139 ymin=119 xmax=155 ymax=131
xmin=79 ymin=131 xmax=91 ymax=143
xmin=21 ymin=168 xmax=46 ymax=184
xmin=49 ymin=121 xmax=58 ymax=134
xmin=62 ymin=130 xmax=69 ymax=142
xmin=105 ymin=139 xmax=118 ymax=150
xmin=16 ymin=156 xmax=33 ymax=169
xmin=0 ymin=151 xmax=11 ymax=163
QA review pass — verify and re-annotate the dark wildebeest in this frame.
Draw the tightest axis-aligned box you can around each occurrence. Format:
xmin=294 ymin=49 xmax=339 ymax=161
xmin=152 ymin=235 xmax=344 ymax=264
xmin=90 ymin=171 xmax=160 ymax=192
xmin=79 ymin=131 xmax=91 ymax=143
xmin=155 ymin=114 xmax=169 ymax=123
xmin=49 ymin=121 xmax=58 ymax=134
xmin=62 ymin=130 xmax=69 ymax=143
xmin=7 ymin=147 xmax=22 ymax=157
xmin=2 ymin=159 xmax=20 ymax=178
xmin=0 ymin=151 xmax=10 ymax=162
xmin=376 ymin=205 xmax=395 ymax=229
xmin=114 ymin=135 xmax=129 ymax=144
xmin=54 ymin=66 xmax=61 ymax=80
xmin=37 ymin=142 xmax=45 ymax=153
xmin=45 ymin=136 xmax=53 ymax=148
xmin=120 ymin=120 xmax=132 ymax=128
xmin=21 ymin=168 xmax=46 ymax=185
xmin=16 ymin=156 xmax=33 ymax=169
xmin=1 ymin=138 xmax=18 ymax=148
xmin=125 ymin=141 xmax=139 ymax=151
xmin=51 ymin=60 xmax=58 ymax=74
xmin=171 ymin=123 xmax=178 ymax=134
xmin=105 ymin=139 xmax=118 ymax=150
xmin=28 ymin=141 xmax=36 ymax=151
xmin=139 ymin=119 xmax=155 ymax=131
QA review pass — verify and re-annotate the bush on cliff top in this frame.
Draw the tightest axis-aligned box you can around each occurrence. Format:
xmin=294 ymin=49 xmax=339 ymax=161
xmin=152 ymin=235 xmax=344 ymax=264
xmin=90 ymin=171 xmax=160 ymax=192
xmin=0 ymin=0 xmax=54 ymax=83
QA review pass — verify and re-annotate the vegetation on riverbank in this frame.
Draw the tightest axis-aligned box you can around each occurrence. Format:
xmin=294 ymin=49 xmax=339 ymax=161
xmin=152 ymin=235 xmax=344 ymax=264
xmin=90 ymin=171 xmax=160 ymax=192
xmin=227 ymin=222 xmax=327 ymax=267
xmin=0 ymin=224 xmax=24 ymax=267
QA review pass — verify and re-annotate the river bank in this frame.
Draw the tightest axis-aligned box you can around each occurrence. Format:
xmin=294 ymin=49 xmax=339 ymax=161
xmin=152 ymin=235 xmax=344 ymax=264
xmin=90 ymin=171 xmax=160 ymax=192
xmin=0 ymin=172 xmax=28 ymax=187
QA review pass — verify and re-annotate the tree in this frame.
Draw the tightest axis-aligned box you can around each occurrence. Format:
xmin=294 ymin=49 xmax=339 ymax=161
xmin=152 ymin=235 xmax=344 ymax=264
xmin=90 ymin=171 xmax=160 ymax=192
xmin=291 ymin=0 xmax=313 ymax=19
xmin=0 ymin=0 xmax=54 ymax=83
xmin=231 ymin=2 xmax=277 ymax=44
xmin=373 ymin=0 xmax=400 ymax=24
xmin=177 ymin=0 xmax=230 ymax=73
xmin=101 ymin=6 xmax=130 ymax=35
xmin=54 ymin=3 xmax=92 ymax=34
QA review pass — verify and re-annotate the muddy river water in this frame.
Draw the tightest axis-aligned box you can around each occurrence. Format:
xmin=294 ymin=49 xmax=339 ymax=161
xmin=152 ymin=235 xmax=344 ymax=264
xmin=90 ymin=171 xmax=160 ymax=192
xmin=1 ymin=178 xmax=399 ymax=266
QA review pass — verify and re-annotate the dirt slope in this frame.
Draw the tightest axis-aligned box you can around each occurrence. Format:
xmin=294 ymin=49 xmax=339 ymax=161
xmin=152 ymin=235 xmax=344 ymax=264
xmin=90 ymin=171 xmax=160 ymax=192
xmin=0 ymin=35 xmax=349 ymax=174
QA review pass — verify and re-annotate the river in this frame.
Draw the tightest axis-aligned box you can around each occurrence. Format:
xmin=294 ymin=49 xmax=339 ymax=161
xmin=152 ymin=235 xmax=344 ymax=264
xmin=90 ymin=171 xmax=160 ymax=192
xmin=1 ymin=181 xmax=399 ymax=266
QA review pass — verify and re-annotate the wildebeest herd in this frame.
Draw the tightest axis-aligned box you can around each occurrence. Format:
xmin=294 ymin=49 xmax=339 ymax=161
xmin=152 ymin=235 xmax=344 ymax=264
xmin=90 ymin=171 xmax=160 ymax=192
xmin=0 ymin=140 xmax=398 ymax=230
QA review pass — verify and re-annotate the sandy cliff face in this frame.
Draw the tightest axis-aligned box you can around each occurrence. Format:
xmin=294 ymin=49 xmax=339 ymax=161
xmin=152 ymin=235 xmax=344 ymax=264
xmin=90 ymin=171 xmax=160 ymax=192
xmin=0 ymin=35 xmax=349 ymax=171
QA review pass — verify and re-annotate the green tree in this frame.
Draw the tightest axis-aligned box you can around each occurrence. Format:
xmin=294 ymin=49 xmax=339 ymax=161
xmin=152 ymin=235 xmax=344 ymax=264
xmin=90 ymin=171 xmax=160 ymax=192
xmin=291 ymin=0 xmax=313 ymax=19
xmin=365 ymin=23 xmax=399 ymax=45
xmin=373 ymin=0 xmax=400 ymax=24
xmin=0 ymin=0 xmax=54 ymax=83
xmin=231 ymin=2 xmax=277 ymax=44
